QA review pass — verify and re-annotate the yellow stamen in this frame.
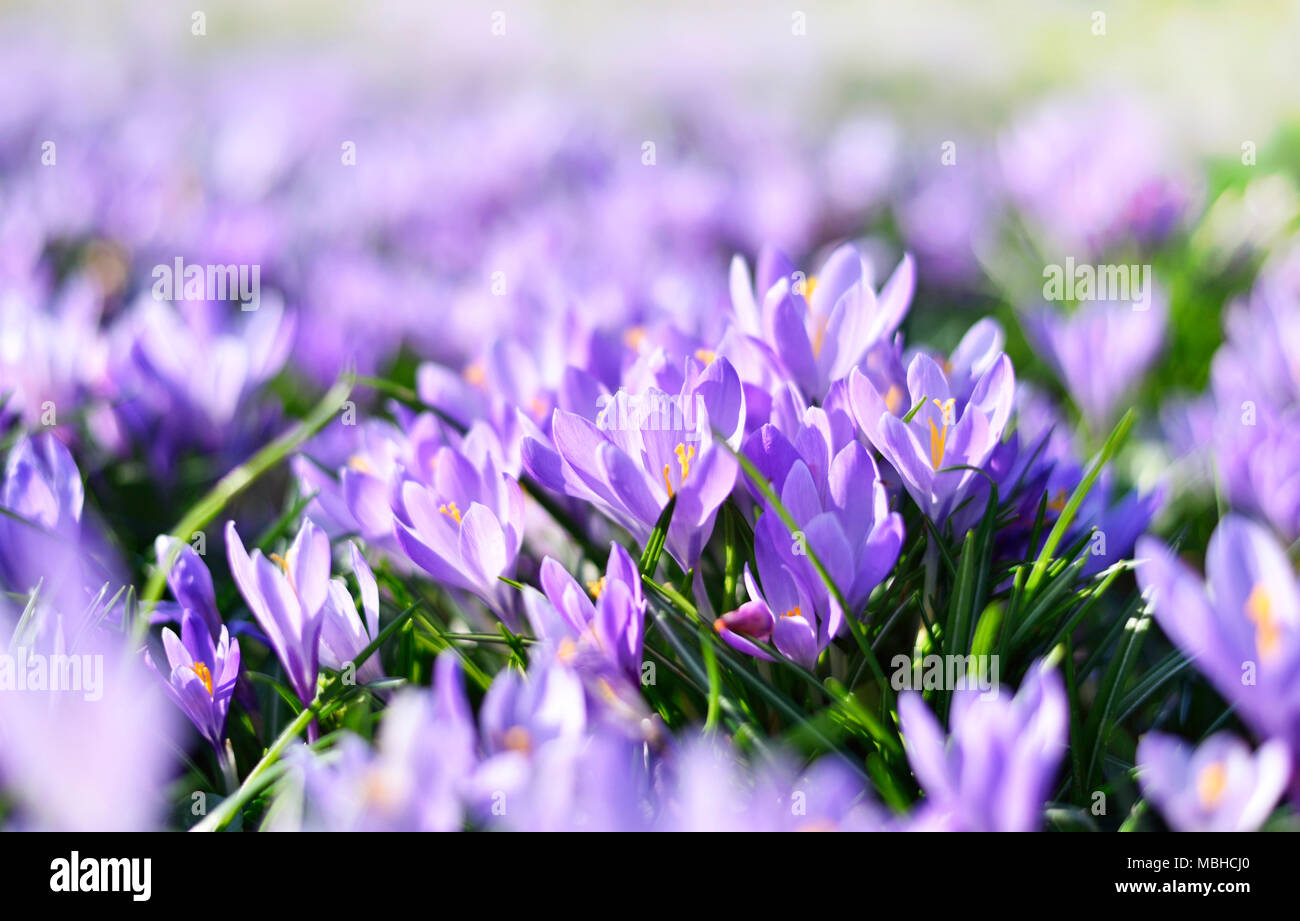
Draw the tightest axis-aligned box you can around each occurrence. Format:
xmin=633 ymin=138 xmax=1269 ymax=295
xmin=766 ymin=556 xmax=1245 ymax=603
xmin=928 ymin=419 xmax=947 ymax=471
xmin=884 ymin=384 xmax=903 ymax=415
xmin=927 ymin=398 xmax=955 ymax=471
xmin=663 ymin=443 xmax=695 ymax=498
xmin=463 ymin=361 xmax=487 ymax=387
xmin=624 ymin=326 xmax=647 ymax=351
xmin=347 ymin=455 xmax=374 ymax=475
xmin=269 ymin=553 xmax=291 ymax=577
xmin=782 ymin=606 xmax=803 ymax=619
xmin=694 ymin=348 xmax=717 ymax=365
xmin=1245 ymin=584 xmax=1281 ymax=659
xmin=795 ymin=275 xmax=818 ymax=300
xmin=587 ymin=576 xmax=606 ymax=600
xmin=189 ymin=661 xmax=214 ymax=697
xmin=557 ymin=636 xmax=578 ymax=664
xmin=527 ymin=396 xmax=548 ymax=419
xmin=811 ymin=314 xmax=830 ymax=358
xmin=675 ymin=443 xmax=694 ymax=481
xmin=439 ymin=501 xmax=463 ymax=524
xmin=503 ymin=726 xmax=532 ymax=754
xmin=1197 ymin=762 xmax=1227 ymax=809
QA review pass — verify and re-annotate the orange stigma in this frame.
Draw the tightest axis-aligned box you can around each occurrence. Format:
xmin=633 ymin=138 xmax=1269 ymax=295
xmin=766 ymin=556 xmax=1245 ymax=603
xmin=190 ymin=660 xmax=214 ymax=696
xmin=503 ymin=726 xmax=532 ymax=754
xmin=1245 ymin=584 xmax=1281 ymax=659
xmin=1197 ymin=761 xmax=1227 ymax=809
xmin=439 ymin=501 xmax=463 ymax=524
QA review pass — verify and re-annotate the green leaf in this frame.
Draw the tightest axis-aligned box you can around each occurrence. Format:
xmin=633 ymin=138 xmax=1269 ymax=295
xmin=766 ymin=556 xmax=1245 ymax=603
xmin=639 ymin=495 xmax=677 ymax=577
xmin=1025 ymin=409 xmax=1135 ymax=595
xmin=1082 ymin=613 xmax=1151 ymax=790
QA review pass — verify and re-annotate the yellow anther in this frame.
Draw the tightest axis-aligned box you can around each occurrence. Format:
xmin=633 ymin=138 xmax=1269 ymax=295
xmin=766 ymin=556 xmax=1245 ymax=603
xmin=347 ymin=455 xmax=374 ymax=475
xmin=928 ymin=418 xmax=947 ymax=471
xmin=811 ymin=314 xmax=830 ymax=358
xmin=503 ymin=726 xmax=532 ymax=754
xmin=782 ymin=606 xmax=803 ymax=619
xmin=624 ymin=326 xmax=648 ymax=351
xmin=884 ymin=384 xmax=903 ymax=415
xmin=795 ymin=275 xmax=818 ymax=300
xmin=439 ymin=501 xmax=463 ymax=524
xmin=927 ymin=399 xmax=955 ymax=471
xmin=663 ymin=443 xmax=694 ymax=498
xmin=675 ymin=443 xmax=694 ymax=480
xmin=1197 ymin=762 xmax=1227 ymax=809
xmin=189 ymin=661 xmax=214 ymax=697
xmin=694 ymin=348 xmax=717 ymax=365
xmin=557 ymin=637 xmax=578 ymax=664
xmin=1245 ymin=584 xmax=1281 ymax=659
xmin=269 ymin=552 xmax=291 ymax=577
xmin=463 ymin=361 xmax=487 ymax=386
xmin=587 ymin=576 xmax=607 ymax=600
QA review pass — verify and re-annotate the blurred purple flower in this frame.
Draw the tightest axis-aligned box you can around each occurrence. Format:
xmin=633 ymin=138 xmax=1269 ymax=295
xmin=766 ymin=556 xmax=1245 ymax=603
xmin=1024 ymin=295 xmax=1167 ymax=430
xmin=898 ymin=662 xmax=1068 ymax=831
xmin=1137 ymin=732 xmax=1289 ymax=832
xmin=730 ymin=243 xmax=914 ymax=401
xmin=1136 ymin=516 xmax=1300 ymax=796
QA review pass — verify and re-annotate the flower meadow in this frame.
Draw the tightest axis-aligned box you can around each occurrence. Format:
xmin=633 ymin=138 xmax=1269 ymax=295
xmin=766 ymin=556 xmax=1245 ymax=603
xmin=2 ymin=4 xmax=1300 ymax=843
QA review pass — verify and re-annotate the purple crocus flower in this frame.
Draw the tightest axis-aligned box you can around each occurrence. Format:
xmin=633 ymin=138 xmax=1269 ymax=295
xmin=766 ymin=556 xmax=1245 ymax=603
xmin=226 ymin=518 xmax=331 ymax=711
xmin=714 ymin=560 xmax=819 ymax=668
xmin=660 ymin=734 xmax=884 ymax=831
xmin=729 ymin=243 xmax=914 ymax=401
xmin=1136 ymin=732 xmax=1290 ymax=832
xmin=522 ymin=355 xmax=743 ymax=568
xmin=0 ymin=603 xmax=181 ymax=831
xmin=898 ymin=662 xmax=1068 ymax=831
xmin=317 ymin=542 xmax=385 ymax=686
xmin=391 ymin=426 xmax=526 ymax=626
xmin=718 ymin=420 xmax=903 ymax=668
xmin=531 ymin=542 xmax=645 ymax=685
xmin=469 ymin=658 xmax=589 ymax=820
xmin=283 ymin=653 xmax=477 ymax=832
xmin=0 ymin=434 xmax=84 ymax=597
xmin=1136 ymin=516 xmax=1300 ymax=796
xmin=1023 ymin=294 xmax=1167 ymax=431
xmin=152 ymin=535 xmax=222 ymax=638
xmin=0 ymin=433 xmax=123 ymax=617
xmin=851 ymin=346 xmax=1015 ymax=525
xmin=146 ymin=611 xmax=241 ymax=753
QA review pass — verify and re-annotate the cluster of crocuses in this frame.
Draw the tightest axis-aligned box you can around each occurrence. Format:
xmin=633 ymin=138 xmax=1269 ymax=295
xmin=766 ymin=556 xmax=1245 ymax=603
xmin=3 ymin=18 xmax=1299 ymax=831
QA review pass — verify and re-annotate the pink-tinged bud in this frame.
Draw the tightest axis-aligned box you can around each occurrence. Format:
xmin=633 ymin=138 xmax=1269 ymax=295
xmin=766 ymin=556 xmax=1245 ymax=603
xmin=715 ymin=600 xmax=774 ymax=641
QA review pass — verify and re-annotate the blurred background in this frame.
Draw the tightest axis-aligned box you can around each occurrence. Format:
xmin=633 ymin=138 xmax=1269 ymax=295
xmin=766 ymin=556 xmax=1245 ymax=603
xmin=2 ymin=0 xmax=1299 ymax=543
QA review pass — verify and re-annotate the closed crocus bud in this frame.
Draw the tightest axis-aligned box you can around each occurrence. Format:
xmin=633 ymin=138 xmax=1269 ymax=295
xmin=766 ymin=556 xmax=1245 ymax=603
xmin=715 ymin=599 xmax=775 ymax=641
